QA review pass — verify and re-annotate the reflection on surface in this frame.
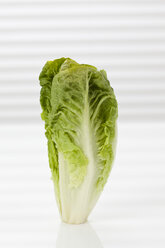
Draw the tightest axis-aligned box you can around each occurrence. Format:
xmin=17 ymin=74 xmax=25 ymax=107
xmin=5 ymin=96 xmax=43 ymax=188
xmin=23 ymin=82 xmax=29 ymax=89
xmin=56 ymin=222 xmax=103 ymax=248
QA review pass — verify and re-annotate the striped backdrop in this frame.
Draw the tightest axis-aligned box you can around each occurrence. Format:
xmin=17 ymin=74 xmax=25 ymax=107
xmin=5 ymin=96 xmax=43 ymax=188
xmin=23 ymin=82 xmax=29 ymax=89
xmin=0 ymin=0 xmax=165 ymax=123
xmin=0 ymin=2 xmax=165 ymax=247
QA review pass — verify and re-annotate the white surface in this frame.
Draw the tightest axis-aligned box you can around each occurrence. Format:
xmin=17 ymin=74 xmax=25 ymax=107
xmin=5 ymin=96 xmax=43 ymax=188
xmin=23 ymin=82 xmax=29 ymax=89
xmin=0 ymin=122 xmax=165 ymax=248
xmin=1 ymin=0 xmax=165 ymax=122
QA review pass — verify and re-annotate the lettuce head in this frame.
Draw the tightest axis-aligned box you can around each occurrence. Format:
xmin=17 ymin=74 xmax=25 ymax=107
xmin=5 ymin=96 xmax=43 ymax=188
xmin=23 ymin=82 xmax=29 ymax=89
xmin=39 ymin=58 xmax=118 ymax=224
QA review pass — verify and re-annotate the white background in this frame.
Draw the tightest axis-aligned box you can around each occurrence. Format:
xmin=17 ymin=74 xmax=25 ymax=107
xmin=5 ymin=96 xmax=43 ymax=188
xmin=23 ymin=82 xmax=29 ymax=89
xmin=0 ymin=0 xmax=165 ymax=247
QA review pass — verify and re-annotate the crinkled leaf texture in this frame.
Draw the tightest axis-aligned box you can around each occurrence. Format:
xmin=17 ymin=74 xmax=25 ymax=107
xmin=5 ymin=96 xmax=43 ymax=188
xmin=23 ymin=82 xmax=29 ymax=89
xmin=39 ymin=58 xmax=118 ymax=224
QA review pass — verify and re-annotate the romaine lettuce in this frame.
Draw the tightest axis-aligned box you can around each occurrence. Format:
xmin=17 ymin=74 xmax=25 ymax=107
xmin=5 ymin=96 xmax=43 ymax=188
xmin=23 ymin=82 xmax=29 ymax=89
xmin=39 ymin=58 xmax=118 ymax=224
